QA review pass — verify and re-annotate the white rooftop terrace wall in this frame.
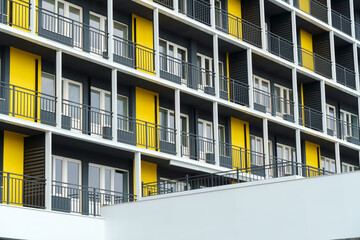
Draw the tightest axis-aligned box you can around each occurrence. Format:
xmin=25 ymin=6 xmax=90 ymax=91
xmin=102 ymin=172 xmax=360 ymax=240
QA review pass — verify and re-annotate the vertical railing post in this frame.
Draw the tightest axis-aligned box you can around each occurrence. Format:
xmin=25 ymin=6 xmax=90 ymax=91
xmin=6 ymin=173 xmax=10 ymax=204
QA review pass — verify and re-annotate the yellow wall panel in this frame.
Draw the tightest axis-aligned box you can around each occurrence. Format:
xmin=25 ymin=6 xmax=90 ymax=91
xmin=299 ymin=0 xmax=310 ymax=14
xmin=133 ymin=160 xmax=157 ymax=197
xmin=230 ymin=117 xmax=250 ymax=169
xmin=227 ymin=0 xmax=242 ymax=38
xmin=305 ymin=141 xmax=321 ymax=176
xmin=300 ymin=30 xmax=314 ymax=71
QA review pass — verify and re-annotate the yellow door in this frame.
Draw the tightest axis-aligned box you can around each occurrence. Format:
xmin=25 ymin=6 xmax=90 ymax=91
xmin=227 ymin=0 xmax=242 ymax=39
xmin=305 ymin=141 xmax=321 ymax=177
xmin=230 ymin=117 xmax=250 ymax=170
xmin=300 ymin=30 xmax=314 ymax=71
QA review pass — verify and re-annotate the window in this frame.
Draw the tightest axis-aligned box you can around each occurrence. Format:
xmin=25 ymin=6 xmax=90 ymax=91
xmin=342 ymin=162 xmax=358 ymax=173
xmin=276 ymin=143 xmax=296 ymax=175
xmin=274 ymin=84 xmax=293 ymax=117
xmin=62 ymin=79 xmax=82 ymax=130
xmin=41 ymin=72 xmax=55 ymax=112
xmin=321 ymin=156 xmax=336 ymax=173
xmin=90 ymin=87 xmax=111 ymax=135
xmin=218 ymin=125 xmax=226 ymax=156
xmin=197 ymin=54 xmax=213 ymax=89
xmin=159 ymin=178 xmax=186 ymax=193
xmin=180 ymin=114 xmax=189 ymax=155
xmin=113 ymin=21 xmax=129 ymax=58
xmin=215 ymin=0 xmax=221 ymax=27
xmin=326 ymin=104 xmax=336 ymax=135
xmin=250 ymin=135 xmax=263 ymax=167
xmin=340 ymin=110 xmax=359 ymax=139
xmin=89 ymin=12 xmax=107 ymax=54
xmin=253 ymin=75 xmax=270 ymax=111
xmin=179 ymin=0 xmax=186 ymax=14
xmin=198 ymin=119 xmax=213 ymax=160
xmin=159 ymin=39 xmax=187 ymax=81
xmin=159 ymin=108 xmax=175 ymax=143
xmin=117 ymin=95 xmax=129 ymax=131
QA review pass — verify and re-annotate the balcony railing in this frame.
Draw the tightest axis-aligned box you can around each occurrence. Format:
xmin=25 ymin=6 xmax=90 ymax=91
xmin=142 ymin=161 xmax=332 ymax=196
xmin=181 ymin=131 xmax=215 ymax=164
xmin=215 ymin=7 xmax=262 ymax=47
xmin=299 ymin=104 xmax=323 ymax=131
xmin=1 ymin=171 xmax=46 ymax=208
xmin=154 ymin=0 xmax=174 ymax=9
xmin=36 ymin=7 xmax=108 ymax=58
xmin=0 ymin=0 xmax=31 ymax=31
xmin=0 ymin=82 xmax=57 ymax=125
xmin=331 ymin=10 xmax=351 ymax=35
xmin=179 ymin=0 xmax=211 ymax=26
xmin=117 ymin=115 xmax=177 ymax=155
xmin=160 ymin=53 xmax=215 ymax=95
xmin=326 ymin=115 xmax=360 ymax=145
xmin=219 ymin=75 xmax=249 ymax=106
xmin=253 ymin=88 xmax=295 ymax=122
xmin=336 ymin=64 xmax=356 ymax=90
xmin=52 ymin=181 xmax=136 ymax=216
xmin=298 ymin=47 xmax=332 ymax=79
xmin=294 ymin=0 xmax=328 ymax=23
xmin=356 ymin=22 xmax=360 ymax=41
xmin=62 ymin=99 xmax=112 ymax=139
xmin=266 ymin=31 xmax=294 ymax=62
xmin=219 ymin=142 xmax=265 ymax=170
xmin=113 ymin=36 xmax=155 ymax=74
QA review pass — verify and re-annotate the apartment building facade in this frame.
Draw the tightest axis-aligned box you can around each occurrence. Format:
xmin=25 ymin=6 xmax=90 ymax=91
xmin=0 ymin=0 xmax=359 ymax=225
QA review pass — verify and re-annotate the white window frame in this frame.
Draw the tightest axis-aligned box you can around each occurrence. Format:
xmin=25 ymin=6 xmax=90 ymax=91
xmin=117 ymin=94 xmax=129 ymax=131
xmin=197 ymin=53 xmax=213 ymax=89
xmin=40 ymin=72 xmax=56 ymax=112
xmin=250 ymin=135 xmax=263 ymax=167
xmin=90 ymin=87 xmax=111 ymax=137
xmin=180 ymin=114 xmax=190 ymax=157
xmin=159 ymin=177 xmax=187 ymax=193
xmin=159 ymin=107 xmax=175 ymax=143
xmin=198 ymin=119 xmax=214 ymax=161
xmin=342 ymin=162 xmax=358 ymax=173
xmin=321 ymin=156 xmax=336 ymax=173
xmin=89 ymin=11 xmax=107 ymax=55
xmin=273 ymin=84 xmax=293 ymax=117
xmin=276 ymin=143 xmax=296 ymax=175
xmin=62 ymin=78 xmax=83 ymax=132
xmin=326 ymin=104 xmax=337 ymax=135
xmin=253 ymin=75 xmax=271 ymax=112
xmin=340 ymin=109 xmax=358 ymax=139
xmin=113 ymin=21 xmax=129 ymax=58
xmin=215 ymin=0 xmax=222 ymax=27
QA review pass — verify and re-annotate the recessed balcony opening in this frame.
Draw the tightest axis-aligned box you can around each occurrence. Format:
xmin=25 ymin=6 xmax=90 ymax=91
xmin=264 ymin=0 xmax=294 ymax=62
xmin=354 ymin=1 xmax=360 ymax=40
xmin=294 ymin=0 xmax=328 ymax=24
xmin=340 ymin=146 xmax=360 ymax=173
xmin=334 ymin=36 xmax=356 ymax=89
xmin=252 ymin=54 xmax=294 ymax=122
xmin=296 ymin=17 xmax=332 ymax=79
xmin=331 ymin=0 xmax=351 ymax=35
xmin=325 ymin=85 xmax=359 ymax=145
xmin=297 ymin=72 xmax=323 ymax=132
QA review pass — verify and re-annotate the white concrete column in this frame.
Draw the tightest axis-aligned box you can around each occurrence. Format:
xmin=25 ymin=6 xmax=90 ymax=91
xmin=327 ymin=0 xmax=332 ymax=26
xmin=329 ymin=31 xmax=336 ymax=81
xmin=111 ymin=69 xmax=117 ymax=142
xmin=259 ymin=0 xmax=266 ymax=50
xmin=45 ymin=131 xmax=52 ymax=210
xmin=213 ymin=102 xmax=219 ymax=166
xmin=335 ymin=142 xmax=341 ymax=173
xmin=349 ymin=0 xmax=355 ymax=38
xmin=30 ymin=0 xmax=36 ymax=35
xmin=263 ymin=118 xmax=269 ymax=168
xmin=175 ymin=89 xmax=181 ymax=157
xmin=56 ymin=50 xmax=62 ymax=128
xmin=210 ymin=0 xmax=215 ymax=29
xmin=107 ymin=0 xmax=114 ymax=61
xmin=247 ymin=48 xmax=254 ymax=109
xmin=320 ymin=80 xmax=327 ymax=133
xmin=291 ymin=11 xmax=298 ymax=65
xmin=353 ymin=43 xmax=359 ymax=91
xmin=153 ymin=8 xmax=160 ymax=78
xmin=295 ymin=129 xmax=302 ymax=164
xmin=292 ymin=68 xmax=299 ymax=125
xmin=213 ymin=34 xmax=219 ymax=97
xmin=134 ymin=152 xmax=142 ymax=200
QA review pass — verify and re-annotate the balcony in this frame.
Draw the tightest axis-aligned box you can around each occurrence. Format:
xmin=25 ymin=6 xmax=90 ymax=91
xmin=326 ymin=115 xmax=360 ymax=145
xmin=294 ymin=0 xmax=328 ymax=23
xmin=52 ymin=181 xmax=136 ymax=216
xmin=117 ymin=115 xmax=177 ymax=155
xmin=179 ymin=0 xmax=211 ymax=26
xmin=266 ymin=31 xmax=294 ymax=62
xmin=356 ymin=22 xmax=360 ymax=41
xmin=253 ymin=88 xmax=295 ymax=122
xmin=336 ymin=64 xmax=356 ymax=90
xmin=215 ymin=7 xmax=262 ymax=48
xmin=181 ymin=131 xmax=215 ymax=164
xmin=299 ymin=104 xmax=323 ymax=131
xmin=219 ymin=75 xmax=249 ymax=106
xmin=159 ymin=53 xmax=215 ymax=95
xmin=331 ymin=10 xmax=351 ymax=36
xmin=154 ymin=0 xmax=174 ymax=10
xmin=298 ymin=47 xmax=332 ymax=79
xmin=0 ymin=0 xmax=31 ymax=31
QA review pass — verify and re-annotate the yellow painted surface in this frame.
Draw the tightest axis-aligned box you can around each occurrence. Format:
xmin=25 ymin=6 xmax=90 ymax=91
xmin=9 ymin=47 xmax=41 ymax=121
xmin=132 ymin=14 xmax=154 ymax=75
xmin=305 ymin=141 xmax=321 ymax=177
xmin=2 ymin=131 xmax=25 ymax=205
xmin=135 ymin=87 xmax=159 ymax=150
xmin=300 ymin=30 xmax=314 ymax=71
xmin=133 ymin=160 xmax=157 ymax=197
xmin=299 ymin=0 xmax=310 ymax=14
xmin=230 ymin=117 xmax=250 ymax=169
xmin=8 ymin=0 xmax=30 ymax=32
xmin=227 ymin=0 xmax=242 ymax=39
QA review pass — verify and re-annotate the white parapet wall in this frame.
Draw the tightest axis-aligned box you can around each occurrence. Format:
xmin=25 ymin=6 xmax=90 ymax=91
xmin=102 ymin=172 xmax=360 ymax=240
xmin=0 ymin=204 xmax=106 ymax=240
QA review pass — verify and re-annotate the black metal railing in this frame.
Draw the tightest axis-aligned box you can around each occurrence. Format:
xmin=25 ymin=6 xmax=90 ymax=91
xmin=219 ymin=75 xmax=249 ymax=106
xmin=154 ymin=0 xmax=174 ymax=9
xmin=0 ymin=82 xmax=56 ymax=125
xmin=159 ymin=53 xmax=215 ymax=95
xmin=117 ymin=115 xmax=177 ymax=154
xmin=179 ymin=0 xmax=211 ymax=25
xmin=253 ymin=88 xmax=295 ymax=122
xmin=52 ymin=181 xmax=136 ymax=216
xmin=36 ymin=7 xmax=108 ymax=57
xmin=0 ymin=0 xmax=31 ymax=31
xmin=1 ymin=171 xmax=46 ymax=208
xmin=142 ymin=161 xmax=332 ymax=196
xmin=331 ymin=10 xmax=351 ymax=35
xmin=299 ymin=104 xmax=323 ymax=131
xmin=294 ymin=0 xmax=328 ymax=23
xmin=62 ymin=99 xmax=112 ymax=139
xmin=113 ymin=36 xmax=155 ymax=74
xmin=181 ymin=131 xmax=215 ymax=164
xmin=326 ymin=115 xmax=360 ymax=143
xmin=266 ymin=31 xmax=294 ymax=62
xmin=298 ymin=47 xmax=332 ymax=79
xmin=219 ymin=142 xmax=265 ymax=170
xmin=215 ymin=7 xmax=262 ymax=48
xmin=336 ymin=64 xmax=356 ymax=90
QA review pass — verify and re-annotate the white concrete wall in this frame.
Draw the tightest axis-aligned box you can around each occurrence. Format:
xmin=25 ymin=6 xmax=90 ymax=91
xmin=0 ymin=205 xmax=105 ymax=240
xmin=102 ymin=172 xmax=360 ymax=240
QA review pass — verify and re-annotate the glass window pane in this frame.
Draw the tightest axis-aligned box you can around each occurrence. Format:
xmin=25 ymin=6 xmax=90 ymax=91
xmin=43 ymin=0 xmax=55 ymax=12
xmin=89 ymin=166 xmax=100 ymax=189
xmin=105 ymin=169 xmax=111 ymax=191
xmin=114 ymin=22 xmax=127 ymax=39
xmin=117 ymin=96 xmax=128 ymax=116
xmin=57 ymin=2 xmax=64 ymax=16
xmin=90 ymin=14 xmax=100 ymax=29
xmin=69 ymin=83 xmax=81 ymax=103
xmin=91 ymin=90 xmax=100 ymax=109
xmin=67 ymin=161 xmax=79 ymax=185
xmin=55 ymin=159 xmax=62 ymax=182
xmin=105 ymin=93 xmax=111 ymax=112
xmin=41 ymin=73 xmax=55 ymax=96
xmin=114 ymin=171 xmax=124 ymax=193
xmin=69 ymin=7 xmax=81 ymax=22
